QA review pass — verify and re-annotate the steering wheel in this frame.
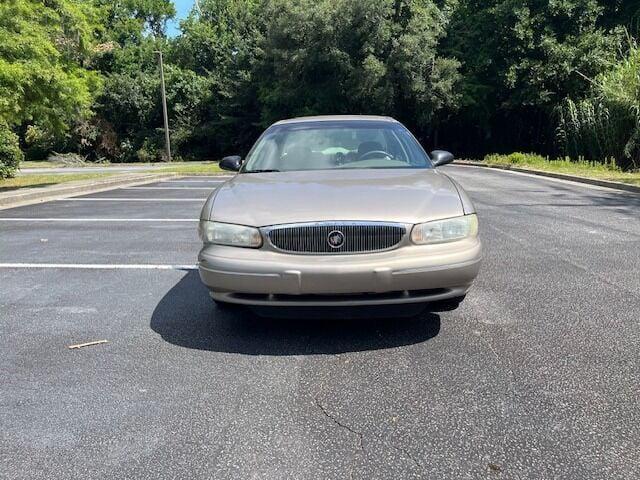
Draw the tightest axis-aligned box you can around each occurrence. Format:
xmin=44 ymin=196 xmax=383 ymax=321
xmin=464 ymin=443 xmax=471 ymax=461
xmin=358 ymin=150 xmax=393 ymax=160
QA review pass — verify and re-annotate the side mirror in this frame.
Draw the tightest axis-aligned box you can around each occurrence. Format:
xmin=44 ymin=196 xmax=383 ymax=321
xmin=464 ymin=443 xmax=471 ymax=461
xmin=430 ymin=150 xmax=455 ymax=167
xmin=219 ymin=155 xmax=242 ymax=172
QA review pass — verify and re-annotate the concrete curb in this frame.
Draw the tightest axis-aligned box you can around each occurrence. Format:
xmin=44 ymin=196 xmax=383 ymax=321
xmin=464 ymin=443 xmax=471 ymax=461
xmin=453 ymin=160 xmax=640 ymax=194
xmin=0 ymin=173 xmax=180 ymax=210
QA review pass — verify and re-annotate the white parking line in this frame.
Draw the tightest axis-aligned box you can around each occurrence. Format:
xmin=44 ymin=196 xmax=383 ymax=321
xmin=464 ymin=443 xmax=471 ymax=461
xmin=0 ymin=218 xmax=198 ymax=222
xmin=163 ymin=180 xmax=227 ymax=183
xmin=177 ymin=176 xmax=233 ymax=179
xmin=449 ymin=164 xmax=630 ymax=193
xmin=123 ymin=187 xmax=214 ymax=190
xmin=55 ymin=198 xmax=205 ymax=202
xmin=0 ymin=263 xmax=198 ymax=270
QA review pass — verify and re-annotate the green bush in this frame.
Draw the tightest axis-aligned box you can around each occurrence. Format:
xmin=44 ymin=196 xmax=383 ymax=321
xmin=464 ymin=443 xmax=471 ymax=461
xmin=483 ymin=152 xmax=621 ymax=172
xmin=0 ymin=123 xmax=23 ymax=179
xmin=484 ymin=152 xmax=549 ymax=165
xmin=136 ymin=138 xmax=164 ymax=163
xmin=557 ymin=40 xmax=640 ymax=171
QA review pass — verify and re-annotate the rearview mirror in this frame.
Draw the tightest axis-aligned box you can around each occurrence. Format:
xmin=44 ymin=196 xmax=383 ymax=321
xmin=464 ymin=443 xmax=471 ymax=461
xmin=219 ymin=155 xmax=242 ymax=172
xmin=430 ymin=150 xmax=455 ymax=167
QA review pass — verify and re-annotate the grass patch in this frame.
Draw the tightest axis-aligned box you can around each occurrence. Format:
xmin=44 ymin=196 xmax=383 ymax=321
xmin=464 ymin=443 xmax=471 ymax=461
xmin=156 ymin=162 xmax=223 ymax=175
xmin=0 ymin=173 xmax=118 ymax=192
xmin=480 ymin=153 xmax=640 ymax=186
xmin=20 ymin=161 xmax=62 ymax=169
xmin=2 ymin=161 xmax=224 ymax=192
xmin=19 ymin=160 xmax=223 ymax=174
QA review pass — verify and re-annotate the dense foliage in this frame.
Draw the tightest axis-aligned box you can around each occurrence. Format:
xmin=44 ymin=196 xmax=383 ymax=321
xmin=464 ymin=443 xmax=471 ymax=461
xmin=0 ymin=121 xmax=23 ymax=178
xmin=558 ymin=40 xmax=640 ymax=170
xmin=0 ymin=0 xmax=101 ymax=175
xmin=1 ymin=0 xmax=640 ymax=178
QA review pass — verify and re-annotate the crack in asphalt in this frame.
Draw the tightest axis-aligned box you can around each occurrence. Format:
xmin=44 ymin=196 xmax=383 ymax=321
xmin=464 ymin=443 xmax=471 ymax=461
xmin=314 ymin=358 xmax=427 ymax=475
xmin=311 ymin=355 xmax=428 ymax=474
xmin=392 ymin=445 xmax=423 ymax=469
xmin=314 ymin=396 xmax=364 ymax=450
xmin=314 ymin=395 xmax=428 ymax=473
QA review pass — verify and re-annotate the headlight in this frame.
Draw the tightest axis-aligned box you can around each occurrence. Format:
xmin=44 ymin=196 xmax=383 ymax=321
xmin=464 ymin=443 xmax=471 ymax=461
xmin=411 ymin=214 xmax=478 ymax=245
xmin=198 ymin=221 xmax=262 ymax=248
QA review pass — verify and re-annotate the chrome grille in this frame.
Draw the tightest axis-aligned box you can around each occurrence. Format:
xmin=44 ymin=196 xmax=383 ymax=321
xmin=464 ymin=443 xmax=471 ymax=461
xmin=266 ymin=222 xmax=406 ymax=254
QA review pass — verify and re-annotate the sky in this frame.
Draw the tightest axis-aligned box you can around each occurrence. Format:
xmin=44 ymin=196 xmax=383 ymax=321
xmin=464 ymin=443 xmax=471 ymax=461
xmin=166 ymin=0 xmax=195 ymax=37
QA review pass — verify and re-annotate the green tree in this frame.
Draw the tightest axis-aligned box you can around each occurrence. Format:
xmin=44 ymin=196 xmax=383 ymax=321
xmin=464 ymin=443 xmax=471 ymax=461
xmin=81 ymin=0 xmax=177 ymax=161
xmin=93 ymin=0 xmax=175 ymax=44
xmin=94 ymin=64 xmax=214 ymax=161
xmin=4 ymin=0 xmax=636 ymax=169
xmin=256 ymin=0 xmax=460 ymax=140
xmin=0 ymin=0 xmax=102 ymax=144
xmin=443 ymin=0 xmax=623 ymax=155
xmin=169 ymin=0 xmax=264 ymax=156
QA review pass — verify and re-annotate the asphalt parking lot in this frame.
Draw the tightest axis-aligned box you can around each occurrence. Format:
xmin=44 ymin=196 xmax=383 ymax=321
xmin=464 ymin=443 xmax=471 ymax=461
xmin=1 ymin=167 xmax=639 ymax=479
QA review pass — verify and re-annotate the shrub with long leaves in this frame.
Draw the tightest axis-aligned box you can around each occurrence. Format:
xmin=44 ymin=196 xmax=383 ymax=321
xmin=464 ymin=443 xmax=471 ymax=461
xmin=557 ymin=39 xmax=640 ymax=170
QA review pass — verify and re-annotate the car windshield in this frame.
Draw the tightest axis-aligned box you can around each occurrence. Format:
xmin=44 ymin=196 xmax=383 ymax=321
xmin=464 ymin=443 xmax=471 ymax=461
xmin=241 ymin=121 xmax=432 ymax=173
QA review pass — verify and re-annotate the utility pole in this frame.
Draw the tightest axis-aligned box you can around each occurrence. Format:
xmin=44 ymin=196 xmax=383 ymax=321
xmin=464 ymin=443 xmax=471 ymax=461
xmin=155 ymin=50 xmax=172 ymax=162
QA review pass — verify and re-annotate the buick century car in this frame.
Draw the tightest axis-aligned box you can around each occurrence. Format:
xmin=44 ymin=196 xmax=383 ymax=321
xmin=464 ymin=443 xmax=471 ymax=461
xmin=198 ymin=116 xmax=481 ymax=310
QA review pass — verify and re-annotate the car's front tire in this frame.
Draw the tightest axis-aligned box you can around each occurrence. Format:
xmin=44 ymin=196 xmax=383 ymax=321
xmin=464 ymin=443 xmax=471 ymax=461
xmin=427 ymin=295 xmax=466 ymax=312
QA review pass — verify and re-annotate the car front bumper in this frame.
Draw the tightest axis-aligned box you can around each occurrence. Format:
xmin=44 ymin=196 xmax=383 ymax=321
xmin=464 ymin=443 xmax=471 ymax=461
xmin=198 ymin=237 xmax=482 ymax=306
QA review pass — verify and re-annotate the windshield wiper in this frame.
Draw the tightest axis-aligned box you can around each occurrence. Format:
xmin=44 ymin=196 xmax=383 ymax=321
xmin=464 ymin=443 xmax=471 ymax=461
xmin=243 ymin=169 xmax=280 ymax=173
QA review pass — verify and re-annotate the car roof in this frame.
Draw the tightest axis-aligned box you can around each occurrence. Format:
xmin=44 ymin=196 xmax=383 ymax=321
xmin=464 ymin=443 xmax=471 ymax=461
xmin=273 ymin=115 xmax=399 ymax=126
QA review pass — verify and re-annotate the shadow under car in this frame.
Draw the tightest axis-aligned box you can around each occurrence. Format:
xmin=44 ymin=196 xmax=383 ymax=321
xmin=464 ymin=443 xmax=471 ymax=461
xmin=150 ymin=270 xmax=441 ymax=356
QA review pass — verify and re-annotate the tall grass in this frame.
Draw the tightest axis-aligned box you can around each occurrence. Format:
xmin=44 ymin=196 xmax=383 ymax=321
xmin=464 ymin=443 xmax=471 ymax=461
xmin=484 ymin=152 xmax=621 ymax=172
xmin=557 ymin=38 xmax=640 ymax=171
xmin=480 ymin=152 xmax=640 ymax=186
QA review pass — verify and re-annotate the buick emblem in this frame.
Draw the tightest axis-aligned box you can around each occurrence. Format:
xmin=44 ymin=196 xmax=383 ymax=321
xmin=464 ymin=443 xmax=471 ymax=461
xmin=327 ymin=230 xmax=345 ymax=249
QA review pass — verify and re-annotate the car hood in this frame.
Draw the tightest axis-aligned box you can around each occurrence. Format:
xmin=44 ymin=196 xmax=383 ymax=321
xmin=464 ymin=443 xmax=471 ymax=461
xmin=207 ymin=169 xmax=464 ymax=226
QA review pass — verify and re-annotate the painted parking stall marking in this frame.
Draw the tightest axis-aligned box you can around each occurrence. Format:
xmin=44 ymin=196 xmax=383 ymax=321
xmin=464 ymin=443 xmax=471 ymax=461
xmin=0 ymin=175 xmax=212 ymax=266
xmin=0 ymin=218 xmax=198 ymax=222
xmin=162 ymin=180 xmax=228 ymax=183
xmin=55 ymin=198 xmax=206 ymax=202
xmin=0 ymin=263 xmax=198 ymax=270
xmin=123 ymin=187 xmax=215 ymax=190
xmin=166 ymin=175 xmax=233 ymax=178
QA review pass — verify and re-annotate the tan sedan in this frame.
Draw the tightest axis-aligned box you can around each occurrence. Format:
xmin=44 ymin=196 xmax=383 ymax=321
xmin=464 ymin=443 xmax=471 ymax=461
xmin=198 ymin=115 xmax=481 ymax=310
